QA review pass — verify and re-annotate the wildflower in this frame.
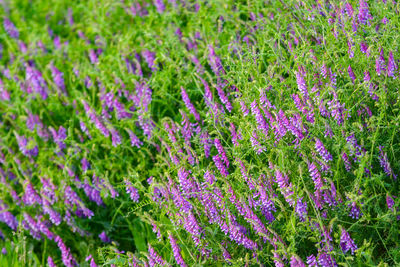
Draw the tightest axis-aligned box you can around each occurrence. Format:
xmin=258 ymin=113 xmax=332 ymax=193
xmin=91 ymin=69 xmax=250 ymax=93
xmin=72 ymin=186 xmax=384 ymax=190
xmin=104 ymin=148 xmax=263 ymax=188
xmin=358 ymin=0 xmax=371 ymax=25
xmin=181 ymin=87 xmax=201 ymax=121
xmin=153 ymin=0 xmax=165 ymax=13
xmin=308 ymin=162 xmax=324 ymax=190
xmin=349 ymin=202 xmax=362 ymax=219
xmin=3 ymin=18 xmax=19 ymax=39
xmin=208 ymin=45 xmax=225 ymax=77
xmin=0 ymin=203 xmax=18 ymax=231
xmin=315 ymin=138 xmax=332 ymax=162
xmin=386 ymin=194 xmax=395 ymax=211
xmin=251 ymin=101 xmax=269 ymax=135
xmin=50 ymin=64 xmax=66 ymax=94
xmin=213 ymin=155 xmax=229 ymax=177
xmin=47 ymin=256 xmax=56 ymax=267
xmin=295 ymin=198 xmax=308 ymax=221
xmin=387 ymin=51 xmax=397 ymax=78
xmin=142 ymin=50 xmax=157 ymax=72
xmin=99 ymin=231 xmax=111 ymax=243
xmin=347 ymin=65 xmax=356 ymax=83
xmin=340 ymin=229 xmax=357 ymax=254
xmin=169 ymin=234 xmax=187 ymax=267
xmin=378 ymin=146 xmax=396 ymax=179
xmin=295 ymin=67 xmax=308 ymax=100
xmin=147 ymin=244 xmax=165 ymax=266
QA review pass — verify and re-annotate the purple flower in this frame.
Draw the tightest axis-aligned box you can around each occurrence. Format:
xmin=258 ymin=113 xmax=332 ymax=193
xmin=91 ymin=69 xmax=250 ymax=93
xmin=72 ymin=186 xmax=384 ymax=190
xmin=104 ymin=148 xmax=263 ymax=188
xmin=214 ymin=139 xmax=229 ymax=167
xmin=295 ymin=67 xmax=308 ymax=99
xmin=306 ymin=255 xmax=317 ymax=266
xmin=250 ymin=131 xmax=266 ymax=155
xmin=127 ymin=130 xmax=143 ymax=148
xmin=315 ymin=138 xmax=332 ymax=162
xmin=22 ymin=213 xmax=41 ymax=240
xmin=83 ymin=180 xmax=103 ymax=206
xmin=378 ymin=146 xmax=396 ymax=179
xmin=349 ymin=202 xmax=362 ymax=219
xmin=153 ymin=0 xmax=165 ymax=13
xmin=213 ymin=155 xmax=229 ymax=177
xmin=125 ymin=179 xmax=140 ymax=202
xmin=376 ymin=48 xmax=386 ymax=76
xmin=183 ymin=212 xmax=203 ymax=246
xmin=229 ymin=122 xmax=241 ymax=146
xmin=80 ymin=121 xmax=92 ymax=139
xmin=240 ymin=101 xmax=249 ymax=116
xmin=387 ymin=51 xmax=397 ymax=78
xmin=50 ymin=64 xmax=66 ymax=94
xmin=358 ymin=0 xmax=371 ymax=25
xmin=111 ymin=129 xmax=122 ymax=147
xmin=81 ymin=158 xmax=91 ymax=172
xmin=142 ymin=50 xmax=157 ymax=72
xmin=290 ymin=255 xmax=306 ymax=267
xmin=99 ymin=231 xmax=111 ymax=243
xmin=317 ymin=252 xmax=337 ymax=267
xmin=295 ymin=197 xmax=308 ymax=221
xmin=0 ymin=203 xmax=18 ymax=231
xmin=347 ymin=65 xmax=356 ymax=83
xmin=169 ymin=234 xmax=187 ymax=267
xmin=147 ymin=244 xmax=165 ymax=266
xmin=340 ymin=229 xmax=357 ymax=254
xmin=251 ymin=101 xmax=269 ymax=135
xmin=3 ymin=18 xmax=19 ymax=39
xmin=215 ymin=85 xmax=232 ymax=112
xmin=49 ymin=126 xmax=67 ymax=151
xmin=22 ymin=181 xmax=42 ymax=206
xmin=89 ymin=49 xmax=98 ymax=64
xmin=360 ymin=42 xmax=369 ymax=55
xmin=181 ymin=87 xmax=201 ymax=121
xmin=55 ymin=235 xmax=76 ymax=267
xmin=207 ymin=45 xmax=225 ymax=77
xmin=342 ymin=152 xmax=352 ymax=172
xmin=308 ymin=162 xmax=323 ymax=190
xmin=25 ymin=64 xmax=49 ymax=100
xmin=47 ymin=256 xmax=56 ymax=267
xmin=386 ymin=195 xmax=395 ymax=211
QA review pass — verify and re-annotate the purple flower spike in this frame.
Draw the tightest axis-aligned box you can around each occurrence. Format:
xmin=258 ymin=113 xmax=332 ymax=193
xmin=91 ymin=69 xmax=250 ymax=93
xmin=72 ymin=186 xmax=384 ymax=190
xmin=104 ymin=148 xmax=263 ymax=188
xmin=315 ymin=138 xmax=332 ymax=162
xmin=358 ymin=0 xmax=372 ymax=25
xmin=153 ymin=0 xmax=165 ymax=13
xmin=387 ymin=51 xmax=397 ymax=78
xmin=207 ymin=45 xmax=225 ymax=77
xmin=347 ymin=65 xmax=356 ymax=83
xmin=3 ymin=18 xmax=19 ymax=39
xmin=308 ymin=162 xmax=323 ymax=190
xmin=128 ymin=130 xmax=143 ymax=148
xmin=378 ymin=146 xmax=397 ymax=179
xmin=125 ymin=179 xmax=140 ymax=202
xmin=181 ymin=87 xmax=201 ymax=121
xmin=214 ymin=139 xmax=229 ymax=167
xmin=306 ymin=255 xmax=317 ymax=266
xmin=169 ymin=234 xmax=187 ymax=267
xmin=296 ymin=67 xmax=308 ymax=99
xmin=142 ymin=50 xmax=157 ymax=72
xmin=213 ymin=155 xmax=229 ymax=177
xmin=295 ymin=198 xmax=308 ymax=222
xmin=50 ymin=64 xmax=66 ymax=94
xmin=251 ymin=101 xmax=269 ymax=135
xmin=386 ymin=194 xmax=395 ymax=211
xmin=147 ymin=244 xmax=165 ymax=266
xmin=349 ymin=202 xmax=362 ymax=219
xmin=340 ymin=228 xmax=357 ymax=254
xmin=47 ymin=256 xmax=56 ymax=267
xmin=99 ymin=231 xmax=111 ymax=243
xmin=0 ymin=202 xmax=18 ymax=231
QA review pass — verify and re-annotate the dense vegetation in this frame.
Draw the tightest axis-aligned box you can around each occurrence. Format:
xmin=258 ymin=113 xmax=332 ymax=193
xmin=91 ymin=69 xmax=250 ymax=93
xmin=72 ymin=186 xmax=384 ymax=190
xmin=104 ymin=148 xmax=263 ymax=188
xmin=0 ymin=0 xmax=399 ymax=266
